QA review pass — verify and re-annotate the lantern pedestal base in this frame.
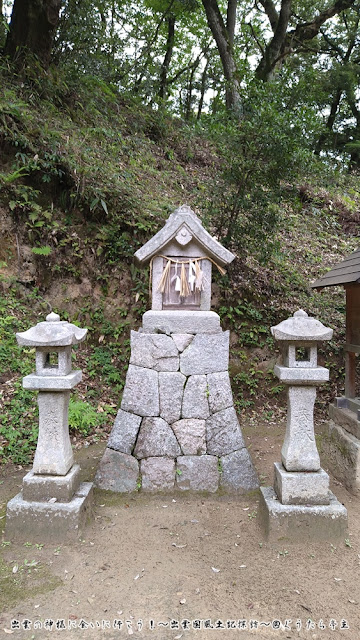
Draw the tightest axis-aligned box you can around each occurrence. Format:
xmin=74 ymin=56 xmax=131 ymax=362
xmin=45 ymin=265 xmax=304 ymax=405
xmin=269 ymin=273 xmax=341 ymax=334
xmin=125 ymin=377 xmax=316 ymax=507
xmin=259 ymin=486 xmax=347 ymax=542
xmin=5 ymin=482 xmax=93 ymax=543
xmin=273 ymin=462 xmax=330 ymax=505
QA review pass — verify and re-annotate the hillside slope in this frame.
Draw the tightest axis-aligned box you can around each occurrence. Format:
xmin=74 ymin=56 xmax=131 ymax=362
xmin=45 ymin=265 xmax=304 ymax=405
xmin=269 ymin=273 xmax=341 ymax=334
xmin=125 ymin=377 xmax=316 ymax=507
xmin=0 ymin=63 xmax=359 ymax=464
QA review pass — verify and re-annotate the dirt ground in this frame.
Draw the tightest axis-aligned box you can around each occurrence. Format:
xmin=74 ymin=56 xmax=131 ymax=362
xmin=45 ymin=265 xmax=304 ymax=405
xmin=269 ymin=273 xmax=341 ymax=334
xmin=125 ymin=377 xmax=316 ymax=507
xmin=0 ymin=415 xmax=359 ymax=640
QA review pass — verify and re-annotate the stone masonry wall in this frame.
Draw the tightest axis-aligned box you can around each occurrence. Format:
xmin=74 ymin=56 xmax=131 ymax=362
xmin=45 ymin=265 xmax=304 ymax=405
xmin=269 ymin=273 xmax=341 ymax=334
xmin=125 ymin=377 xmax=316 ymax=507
xmin=95 ymin=330 xmax=258 ymax=493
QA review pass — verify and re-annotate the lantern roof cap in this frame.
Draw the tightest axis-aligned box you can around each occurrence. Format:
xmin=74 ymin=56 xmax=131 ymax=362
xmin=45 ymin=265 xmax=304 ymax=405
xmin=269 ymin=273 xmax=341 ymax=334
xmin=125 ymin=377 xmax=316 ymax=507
xmin=271 ymin=309 xmax=333 ymax=342
xmin=134 ymin=204 xmax=235 ymax=267
xmin=16 ymin=312 xmax=87 ymax=347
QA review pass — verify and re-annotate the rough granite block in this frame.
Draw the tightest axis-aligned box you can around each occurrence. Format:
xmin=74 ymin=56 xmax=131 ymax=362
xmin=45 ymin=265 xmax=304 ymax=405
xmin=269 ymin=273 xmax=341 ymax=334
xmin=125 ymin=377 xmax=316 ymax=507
xmin=176 ymin=455 xmax=219 ymax=492
xmin=121 ymin=365 xmax=159 ymax=417
xmin=159 ymin=372 xmax=186 ymax=424
xmin=172 ymin=334 xmax=194 ymax=352
xmin=220 ymin=449 xmax=259 ymax=492
xmin=273 ymin=461 xmax=330 ymax=505
xmin=206 ymin=407 xmax=244 ymax=456
xmin=22 ymin=464 xmax=81 ymax=503
xmin=134 ymin=417 xmax=181 ymax=458
xmin=130 ymin=331 xmax=179 ymax=371
xmin=259 ymin=486 xmax=347 ymax=542
xmin=182 ymin=375 xmax=210 ymax=419
xmin=141 ymin=457 xmax=175 ymax=491
xmin=329 ymin=403 xmax=360 ymax=440
xmin=108 ymin=409 xmax=142 ymax=454
xmin=207 ymin=371 xmax=233 ymax=413
xmin=180 ymin=331 xmax=229 ymax=376
xmin=5 ymin=482 xmax=93 ymax=543
xmin=171 ymin=419 xmax=206 ymax=455
xmin=95 ymin=449 xmax=139 ymax=492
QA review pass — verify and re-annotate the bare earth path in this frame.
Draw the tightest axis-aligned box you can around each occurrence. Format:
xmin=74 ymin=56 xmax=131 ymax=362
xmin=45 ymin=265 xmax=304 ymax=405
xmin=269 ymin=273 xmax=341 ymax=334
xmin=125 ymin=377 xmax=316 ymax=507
xmin=0 ymin=417 xmax=359 ymax=640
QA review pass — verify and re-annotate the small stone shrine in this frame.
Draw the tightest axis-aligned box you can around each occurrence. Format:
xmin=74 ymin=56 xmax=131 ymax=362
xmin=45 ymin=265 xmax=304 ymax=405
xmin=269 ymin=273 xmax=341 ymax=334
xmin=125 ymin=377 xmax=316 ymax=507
xmin=312 ymin=247 xmax=360 ymax=492
xmin=259 ymin=310 xmax=347 ymax=541
xmin=5 ymin=312 xmax=93 ymax=542
xmin=96 ymin=205 xmax=258 ymax=493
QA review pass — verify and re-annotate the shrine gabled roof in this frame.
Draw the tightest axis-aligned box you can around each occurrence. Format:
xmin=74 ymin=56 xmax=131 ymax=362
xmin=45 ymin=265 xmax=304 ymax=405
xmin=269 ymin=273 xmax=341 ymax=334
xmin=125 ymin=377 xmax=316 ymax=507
xmin=134 ymin=204 xmax=235 ymax=267
xmin=311 ymin=247 xmax=360 ymax=289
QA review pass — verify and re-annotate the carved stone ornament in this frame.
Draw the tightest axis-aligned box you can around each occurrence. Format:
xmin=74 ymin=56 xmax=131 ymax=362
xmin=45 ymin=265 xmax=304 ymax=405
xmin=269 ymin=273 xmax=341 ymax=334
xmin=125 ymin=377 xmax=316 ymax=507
xmin=175 ymin=225 xmax=193 ymax=246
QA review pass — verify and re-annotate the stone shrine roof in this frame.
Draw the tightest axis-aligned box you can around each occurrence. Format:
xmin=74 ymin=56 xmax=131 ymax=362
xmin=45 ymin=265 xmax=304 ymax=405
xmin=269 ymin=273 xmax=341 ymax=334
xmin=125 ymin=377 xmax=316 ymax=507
xmin=312 ymin=247 xmax=360 ymax=289
xmin=134 ymin=205 xmax=235 ymax=267
xmin=16 ymin=312 xmax=87 ymax=347
xmin=271 ymin=309 xmax=333 ymax=342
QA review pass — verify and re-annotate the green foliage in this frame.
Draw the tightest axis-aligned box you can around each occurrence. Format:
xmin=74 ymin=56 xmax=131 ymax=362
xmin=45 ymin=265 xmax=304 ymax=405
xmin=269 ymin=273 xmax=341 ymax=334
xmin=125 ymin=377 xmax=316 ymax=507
xmin=68 ymin=399 xmax=108 ymax=436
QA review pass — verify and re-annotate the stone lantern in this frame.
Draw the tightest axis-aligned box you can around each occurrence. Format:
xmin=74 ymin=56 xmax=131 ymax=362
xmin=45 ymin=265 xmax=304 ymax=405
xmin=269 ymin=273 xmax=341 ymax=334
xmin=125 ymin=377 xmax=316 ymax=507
xmin=96 ymin=205 xmax=259 ymax=494
xmin=260 ymin=310 xmax=347 ymax=541
xmin=5 ymin=312 xmax=93 ymax=542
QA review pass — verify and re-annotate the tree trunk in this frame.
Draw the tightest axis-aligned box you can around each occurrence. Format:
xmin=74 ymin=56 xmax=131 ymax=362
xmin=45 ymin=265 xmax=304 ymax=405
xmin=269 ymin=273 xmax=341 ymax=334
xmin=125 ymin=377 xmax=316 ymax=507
xmin=201 ymin=0 xmax=241 ymax=112
xmin=255 ymin=0 xmax=292 ymax=81
xmin=158 ymin=14 xmax=176 ymax=100
xmin=226 ymin=0 xmax=237 ymax=46
xmin=4 ymin=0 xmax=61 ymax=68
xmin=197 ymin=57 xmax=209 ymax=120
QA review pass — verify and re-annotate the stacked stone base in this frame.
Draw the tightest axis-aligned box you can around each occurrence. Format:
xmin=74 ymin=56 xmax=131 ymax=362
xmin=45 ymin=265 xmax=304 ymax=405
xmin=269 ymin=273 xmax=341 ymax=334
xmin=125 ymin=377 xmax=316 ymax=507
xmin=259 ymin=487 xmax=347 ymax=542
xmin=96 ymin=325 xmax=258 ymax=493
xmin=5 ymin=465 xmax=93 ymax=542
xmin=319 ymin=403 xmax=360 ymax=494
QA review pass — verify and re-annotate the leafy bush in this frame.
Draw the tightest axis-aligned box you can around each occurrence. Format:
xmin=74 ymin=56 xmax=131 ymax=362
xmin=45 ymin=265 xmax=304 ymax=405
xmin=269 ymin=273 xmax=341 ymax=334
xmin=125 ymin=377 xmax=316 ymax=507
xmin=68 ymin=399 xmax=108 ymax=436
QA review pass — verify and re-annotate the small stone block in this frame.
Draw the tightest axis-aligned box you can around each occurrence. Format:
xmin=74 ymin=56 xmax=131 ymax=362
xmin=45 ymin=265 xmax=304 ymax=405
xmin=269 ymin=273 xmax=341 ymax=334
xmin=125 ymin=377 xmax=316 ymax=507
xmin=182 ymin=375 xmax=210 ymax=419
xmin=259 ymin=486 xmax=347 ymax=542
xmin=180 ymin=331 xmax=229 ymax=376
xmin=273 ymin=462 xmax=330 ymax=505
xmin=172 ymin=334 xmax=194 ymax=352
xmin=159 ymin=372 xmax=186 ymax=424
xmin=95 ymin=449 xmax=139 ymax=492
xmin=207 ymin=371 xmax=233 ymax=413
xmin=172 ymin=419 xmax=206 ymax=455
xmin=5 ymin=482 xmax=93 ymax=543
xmin=108 ymin=409 xmax=142 ymax=454
xmin=141 ymin=457 xmax=175 ymax=491
xmin=130 ymin=331 xmax=179 ymax=371
xmin=220 ymin=449 xmax=259 ymax=492
xmin=206 ymin=407 xmax=244 ymax=456
xmin=176 ymin=455 xmax=219 ymax=492
xmin=134 ymin=417 xmax=181 ymax=459
xmin=22 ymin=464 xmax=81 ymax=503
xmin=274 ymin=365 xmax=329 ymax=385
xmin=121 ymin=365 xmax=159 ymax=417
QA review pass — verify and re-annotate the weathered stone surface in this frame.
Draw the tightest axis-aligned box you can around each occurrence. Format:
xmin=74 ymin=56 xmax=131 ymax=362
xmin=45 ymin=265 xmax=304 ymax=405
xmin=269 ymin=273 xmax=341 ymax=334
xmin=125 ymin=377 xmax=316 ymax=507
xmin=171 ymin=419 xmax=206 ymax=455
xmin=22 ymin=464 xmax=81 ymax=503
xmin=282 ymin=386 xmax=320 ymax=471
xmin=142 ymin=310 xmax=221 ymax=335
xmin=259 ymin=486 xmax=347 ymax=542
xmin=130 ymin=331 xmax=179 ymax=371
xmin=23 ymin=370 xmax=82 ymax=390
xmin=207 ymin=371 xmax=233 ymax=413
xmin=274 ymin=462 xmax=329 ymax=505
xmin=134 ymin=417 xmax=181 ymax=459
xmin=206 ymin=407 xmax=244 ymax=456
xmin=141 ymin=457 xmax=175 ymax=491
xmin=329 ymin=402 xmax=360 ymax=440
xmin=159 ymin=372 xmax=186 ymax=424
xmin=95 ymin=449 xmax=139 ymax=492
xmin=274 ymin=364 xmax=329 ymax=385
xmin=320 ymin=420 xmax=360 ymax=494
xmin=5 ymin=483 xmax=93 ymax=543
xmin=180 ymin=332 xmax=229 ymax=376
xmin=172 ymin=334 xmax=194 ymax=352
xmin=176 ymin=456 xmax=219 ymax=492
xmin=33 ymin=390 xmax=73 ymax=476
xmin=220 ymin=449 xmax=258 ymax=492
xmin=108 ymin=409 xmax=142 ymax=454
xmin=182 ymin=375 xmax=210 ymax=419
xmin=121 ymin=365 xmax=159 ymax=417
xmin=271 ymin=309 xmax=333 ymax=343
